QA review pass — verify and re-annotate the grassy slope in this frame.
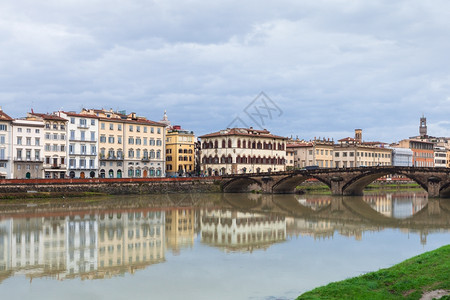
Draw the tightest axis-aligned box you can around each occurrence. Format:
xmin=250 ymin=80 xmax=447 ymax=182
xmin=297 ymin=245 xmax=450 ymax=300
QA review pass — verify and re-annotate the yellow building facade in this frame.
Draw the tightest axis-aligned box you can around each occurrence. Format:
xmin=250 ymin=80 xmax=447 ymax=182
xmin=165 ymin=126 xmax=195 ymax=176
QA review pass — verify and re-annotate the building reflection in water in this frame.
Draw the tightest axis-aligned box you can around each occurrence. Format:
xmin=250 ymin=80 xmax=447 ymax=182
xmin=363 ymin=192 xmax=428 ymax=218
xmin=165 ymin=209 xmax=195 ymax=254
xmin=0 ymin=191 xmax=448 ymax=282
xmin=200 ymin=210 xmax=286 ymax=252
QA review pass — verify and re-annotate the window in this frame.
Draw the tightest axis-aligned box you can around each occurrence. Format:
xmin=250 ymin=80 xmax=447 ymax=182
xmin=156 ymin=140 xmax=162 ymax=146
xmin=109 ymin=123 xmax=114 ymax=130
xmin=70 ymin=130 xmax=75 ymax=140
xmin=53 ymin=133 xmax=58 ymax=140
xmin=143 ymin=138 xmax=147 ymax=145
xmin=118 ymin=136 xmax=122 ymax=144
xmin=144 ymin=127 xmax=147 ymax=133
xmin=128 ymin=137 xmax=134 ymax=144
xmin=157 ymin=128 xmax=161 ymax=134
xmin=17 ymin=137 xmax=22 ymax=145
xmin=26 ymin=137 xmax=31 ymax=145
xmin=108 ymin=136 xmax=114 ymax=143
xmin=26 ymin=128 xmax=31 ymax=133
xmin=100 ymin=135 xmax=106 ymax=143
xmin=136 ymin=138 xmax=141 ymax=145
xmin=0 ymin=124 xmax=7 ymax=131
xmin=118 ymin=124 xmax=122 ymax=131
xmin=70 ymin=118 xmax=75 ymax=124
xmin=80 ymin=131 xmax=85 ymax=141
xmin=136 ymin=126 xmax=140 ymax=132
xmin=91 ymin=119 xmax=95 ymax=125
xmin=69 ymin=144 xmax=74 ymax=154
xmin=90 ymin=131 xmax=95 ymax=141
xmin=0 ymin=135 xmax=4 ymax=144
xmin=91 ymin=145 xmax=96 ymax=155
xmin=80 ymin=119 xmax=87 ymax=127
xmin=129 ymin=125 xmax=133 ymax=132
xmin=101 ymin=123 xmax=105 ymax=130
xmin=35 ymin=129 xmax=40 ymax=133
xmin=81 ymin=145 xmax=86 ymax=154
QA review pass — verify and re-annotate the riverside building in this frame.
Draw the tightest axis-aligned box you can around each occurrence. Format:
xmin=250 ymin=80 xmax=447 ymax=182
xmin=80 ymin=108 xmax=166 ymax=178
xmin=11 ymin=118 xmax=45 ymax=179
xmin=59 ymin=111 xmax=99 ymax=178
xmin=0 ymin=107 xmax=13 ymax=178
xmin=27 ymin=112 xmax=68 ymax=179
xmin=333 ymin=130 xmax=392 ymax=168
xmin=199 ymin=127 xmax=287 ymax=175
xmin=287 ymin=138 xmax=334 ymax=169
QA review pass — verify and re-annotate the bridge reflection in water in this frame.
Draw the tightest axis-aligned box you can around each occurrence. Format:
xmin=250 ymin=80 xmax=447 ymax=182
xmin=0 ymin=192 xmax=449 ymax=283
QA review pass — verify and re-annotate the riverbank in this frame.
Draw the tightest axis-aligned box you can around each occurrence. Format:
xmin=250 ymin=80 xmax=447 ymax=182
xmin=0 ymin=177 xmax=222 ymax=199
xmin=297 ymin=245 xmax=450 ymax=299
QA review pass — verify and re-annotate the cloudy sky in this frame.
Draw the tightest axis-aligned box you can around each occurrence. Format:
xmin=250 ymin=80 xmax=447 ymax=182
xmin=1 ymin=0 xmax=450 ymax=142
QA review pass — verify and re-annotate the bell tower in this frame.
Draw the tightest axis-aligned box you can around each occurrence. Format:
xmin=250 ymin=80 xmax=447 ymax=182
xmin=419 ymin=115 xmax=427 ymax=138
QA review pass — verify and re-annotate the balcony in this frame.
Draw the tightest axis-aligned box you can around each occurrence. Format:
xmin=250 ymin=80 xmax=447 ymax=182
xmin=51 ymin=164 xmax=61 ymax=169
xmin=14 ymin=157 xmax=44 ymax=162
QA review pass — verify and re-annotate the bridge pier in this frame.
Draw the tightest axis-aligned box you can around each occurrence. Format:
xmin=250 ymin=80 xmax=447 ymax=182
xmin=330 ymin=178 xmax=344 ymax=196
xmin=427 ymin=179 xmax=442 ymax=198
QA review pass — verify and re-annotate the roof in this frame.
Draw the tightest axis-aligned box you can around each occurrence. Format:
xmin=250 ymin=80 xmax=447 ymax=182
xmin=28 ymin=112 xmax=68 ymax=121
xmin=62 ymin=111 xmax=100 ymax=119
xmin=0 ymin=110 xmax=13 ymax=121
xmin=199 ymin=128 xmax=286 ymax=139
xmin=97 ymin=116 xmax=166 ymax=127
xmin=338 ymin=137 xmax=357 ymax=142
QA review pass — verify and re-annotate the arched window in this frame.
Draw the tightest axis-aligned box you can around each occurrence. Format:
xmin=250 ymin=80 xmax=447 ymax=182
xmin=213 ymin=156 xmax=219 ymax=164
xmin=221 ymin=155 xmax=226 ymax=164
xmin=128 ymin=149 xmax=134 ymax=158
xmin=257 ymin=142 xmax=262 ymax=149
xmin=179 ymin=155 xmax=183 ymax=161
xmin=209 ymin=141 xmax=213 ymax=148
xmin=243 ymin=140 xmax=246 ymax=148
xmin=214 ymin=140 xmax=218 ymax=148
xmin=208 ymin=156 xmax=212 ymax=164
xmin=156 ymin=150 xmax=161 ymax=159
xmin=228 ymin=140 xmax=232 ymax=148
xmin=222 ymin=140 xmax=226 ymax=148
xmin=184 ymin=156 xmax=188 ymax=161
xmin=252 ymin=141 xmax=256 ymax=149
xmin=236 ymin=156 xmax=241 ymax=164
xmin=227 ymin=155 xmax=232 ymax=164
xmin=150 ymin=150 xmax=155 ymax=158
xmin=237 ymin=140 xmax=241 ymax=148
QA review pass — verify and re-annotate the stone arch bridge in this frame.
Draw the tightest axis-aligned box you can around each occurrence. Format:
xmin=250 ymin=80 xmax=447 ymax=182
xmin=221 ymin=166 xmax=450 ymax=198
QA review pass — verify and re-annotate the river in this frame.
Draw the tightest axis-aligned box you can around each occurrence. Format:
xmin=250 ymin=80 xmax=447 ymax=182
xmin=0 ymin=191 xmax=449 ymax=299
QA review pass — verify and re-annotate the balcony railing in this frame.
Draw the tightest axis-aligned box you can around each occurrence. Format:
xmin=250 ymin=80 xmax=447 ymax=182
xmin=14 ymin=157 xmax=44 ymax=162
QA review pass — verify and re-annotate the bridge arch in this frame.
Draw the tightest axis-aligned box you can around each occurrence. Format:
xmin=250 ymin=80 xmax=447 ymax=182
xmin=272 ymin=174 xmax=331 ymax=194
xmin=342 ymin=170 xmax=427 ymax=196
xmin=222 ymin=177 xmax=262 ymax=193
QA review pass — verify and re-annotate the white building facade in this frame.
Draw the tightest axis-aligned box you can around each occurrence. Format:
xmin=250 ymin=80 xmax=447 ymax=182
xmin=60 ymin=112 xmax=99 ymax=178
xmin=0 ymin=108 xmax=13 ymax=178
xmin=28 ymin=113 xmax=68 ymax=179
xmin=12 ymin=119 xmax=45 ymax=179
xmin=199 ymin=128 xmax=287 ymax=175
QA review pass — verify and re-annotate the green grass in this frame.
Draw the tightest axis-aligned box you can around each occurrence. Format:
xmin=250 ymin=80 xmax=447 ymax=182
xmin=297 ymin=245 xmax=450 ymax=300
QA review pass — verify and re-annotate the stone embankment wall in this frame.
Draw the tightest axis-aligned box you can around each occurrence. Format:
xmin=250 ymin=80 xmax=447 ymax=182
xmin=0 ymin=177 xmax=222 ymax=194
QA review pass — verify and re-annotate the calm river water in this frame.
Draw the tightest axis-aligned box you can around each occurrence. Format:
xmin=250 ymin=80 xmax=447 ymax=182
xmin=0 ymin=191 xmax=449 ymax=300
